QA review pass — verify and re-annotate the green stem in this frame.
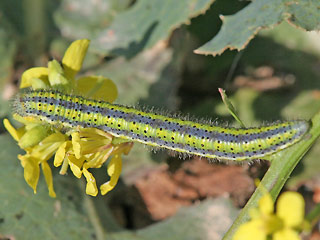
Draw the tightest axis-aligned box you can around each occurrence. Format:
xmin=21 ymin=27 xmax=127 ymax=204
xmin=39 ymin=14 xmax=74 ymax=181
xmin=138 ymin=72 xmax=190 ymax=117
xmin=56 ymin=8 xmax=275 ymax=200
xmin=222 ymin=111 xmax=320 ymax=239
xmin=306 ymin=203 xmax=320 ymax=227
xmin=80 ymin=179 xmax=106 ymax=240
xmin=23 ymin=0 xmax=47 ymax=62
xmin=79 ymin=179 xmax=123 ymax=238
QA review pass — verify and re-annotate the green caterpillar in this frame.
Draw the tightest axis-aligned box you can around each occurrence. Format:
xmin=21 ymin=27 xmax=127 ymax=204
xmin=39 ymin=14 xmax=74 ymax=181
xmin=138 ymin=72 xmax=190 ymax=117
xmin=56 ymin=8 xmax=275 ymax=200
xmin=13 ymin=89 xmax=309 ymax=161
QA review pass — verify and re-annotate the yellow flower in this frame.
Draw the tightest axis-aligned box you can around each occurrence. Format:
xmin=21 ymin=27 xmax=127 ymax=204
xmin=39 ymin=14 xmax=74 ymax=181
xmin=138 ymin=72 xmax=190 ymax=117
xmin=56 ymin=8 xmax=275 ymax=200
xmin=53 ymin=128 xmax=133 ymax=196
xmin=233 ymin=191 xmax=308 ymax=240
xmin=4 ymin=39 xmax=132 ymax=197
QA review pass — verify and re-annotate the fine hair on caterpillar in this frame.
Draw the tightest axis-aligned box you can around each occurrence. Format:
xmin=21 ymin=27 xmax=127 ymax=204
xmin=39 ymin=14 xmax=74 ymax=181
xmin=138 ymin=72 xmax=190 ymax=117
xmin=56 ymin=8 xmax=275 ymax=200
xmin=13 ymin=89 xmax=310 ymax=161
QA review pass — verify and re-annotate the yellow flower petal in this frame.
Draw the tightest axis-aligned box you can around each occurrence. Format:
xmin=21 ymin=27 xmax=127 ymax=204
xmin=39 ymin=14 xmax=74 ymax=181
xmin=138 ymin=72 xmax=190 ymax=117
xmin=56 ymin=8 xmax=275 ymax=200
xmin=112 ymin=142 xmax=134 ymax=156
xmin=62 ymin=39 xmax=90 ymax=79
xmin=100 ymin=154 xmax=122 ymax=195
xmin=12 ymin=113 xmax=39 ymax=125
xmin=41 ymin=132 xmax=67 ymax=144
xmin=233 ymin=219 xmax=266 ymax=240
xmin=71 ymin=132 xmax=81 ymax=159
xmin=30 ymin=78 xmax=50 ymax=89
xmin=59 ymin=157 xmax=69 ymax=175
xmin=68 ymin=155 xmax=85 ymax=178
xmin=259 ymin=192 xmax=274 ymax=216
xmin=79 ymin=127 xmax=112 ymax=138
xmin=83 ymin=167 xmax=98 ymax=196
xmin=121 ymin=142 xmax=133 ymax=155
xmin=18 ymin=125 xmax=50 ymax=149
xmin=31 ymin=132 xmax=67 ymax=161
xmin=48 ymin=60 xmax=70 ymax=90
xmin=18 ymin=154 xmax=40 ymax=193
xmin=265 ymin=215 xmax=283 ymax=234
xmin=273 ymin=228 xmax=301 ymax=240
xmin=20 ymin=67 xmax=49 ymax=89
xmin=85 ymin=147 xmax=113 ymax=168
xmin=76 ymin=128 xmax=112 ymax=154
xmin=3 ymin=119 xmax=25 ymax=141
xmin=277 ymin=192 xmax=305 ymax=227
xmin=54 ymin=142 xmax=68 ymax=167
xmin=41 ymin=161 xmax=56 ymax=198
xmin=107 ymin=154 xmax=119 ymax=176
xmin=76 ymin=76 xmax=118 ymax=102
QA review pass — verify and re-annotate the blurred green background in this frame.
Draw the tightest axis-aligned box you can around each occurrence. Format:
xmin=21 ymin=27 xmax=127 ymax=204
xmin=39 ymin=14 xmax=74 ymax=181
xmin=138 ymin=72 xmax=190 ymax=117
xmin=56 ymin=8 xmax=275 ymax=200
xmin=0 ymin=0 xmax=320 ymax=239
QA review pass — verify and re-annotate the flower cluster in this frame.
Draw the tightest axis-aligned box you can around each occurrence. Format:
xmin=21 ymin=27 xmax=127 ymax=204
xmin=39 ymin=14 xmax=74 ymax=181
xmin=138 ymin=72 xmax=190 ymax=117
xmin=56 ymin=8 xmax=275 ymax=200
xmin=233 ymin=188 xmax=310 ymax=240
xmin=4 ymin=39 xmax=133 ymax=197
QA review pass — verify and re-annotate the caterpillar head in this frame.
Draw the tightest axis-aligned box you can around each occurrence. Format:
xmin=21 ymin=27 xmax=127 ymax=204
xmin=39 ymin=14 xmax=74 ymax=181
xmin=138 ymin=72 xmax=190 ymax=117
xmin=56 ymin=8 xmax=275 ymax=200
xmin=11 ymin=90 xmax=43 ymax=124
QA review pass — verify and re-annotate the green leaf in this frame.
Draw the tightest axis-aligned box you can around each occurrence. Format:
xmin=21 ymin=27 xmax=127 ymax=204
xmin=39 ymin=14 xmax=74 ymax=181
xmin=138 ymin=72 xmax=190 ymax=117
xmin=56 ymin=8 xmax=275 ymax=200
xmin=109 ymin=198 xmax=238 ymax=240
xmin=218 ymin=88 xmax=246 ymax=128
xmin=260 ymin=21 xmax=320 ymax=56
xmin=0 ymin=134 xmax=95 ymax=240
xmin=54 ymin=0 xmax=131 ymax=39
xmin=215 ymin=88 xmax=260 ymax=126
xmin=195 ymin=0 xmax=320 ymax=56
xmin=287 ymin=0 xmax=320 ymax=31
xmin=91 ymin=0 xmax=215 ymax=57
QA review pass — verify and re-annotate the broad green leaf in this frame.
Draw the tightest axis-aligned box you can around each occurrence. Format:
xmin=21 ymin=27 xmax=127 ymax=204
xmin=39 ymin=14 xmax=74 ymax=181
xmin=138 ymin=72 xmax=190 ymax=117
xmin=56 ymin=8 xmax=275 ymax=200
xmin=0 ymin=134 xmax=95 ymax=240
xmin=109 ymin=198 xmax=238 ymax=240
xmin=195 ymin=0 xmax=320 ymax=56
xmin=92 ymin=0 xmax=215 ymax=57
xmin=287 ymin=0 xmax=320 ymax=31
xmin=260 ymin=21 xmax=320 ymax=56
xmin=54 ymin=0 xmax=131 ymax=39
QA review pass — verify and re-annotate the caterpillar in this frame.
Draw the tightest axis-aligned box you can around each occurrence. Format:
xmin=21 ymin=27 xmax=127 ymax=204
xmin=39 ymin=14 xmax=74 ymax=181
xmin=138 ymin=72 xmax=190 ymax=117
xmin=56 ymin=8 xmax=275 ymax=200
xmin=13 ymin=89 xmax=309 ymax=161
